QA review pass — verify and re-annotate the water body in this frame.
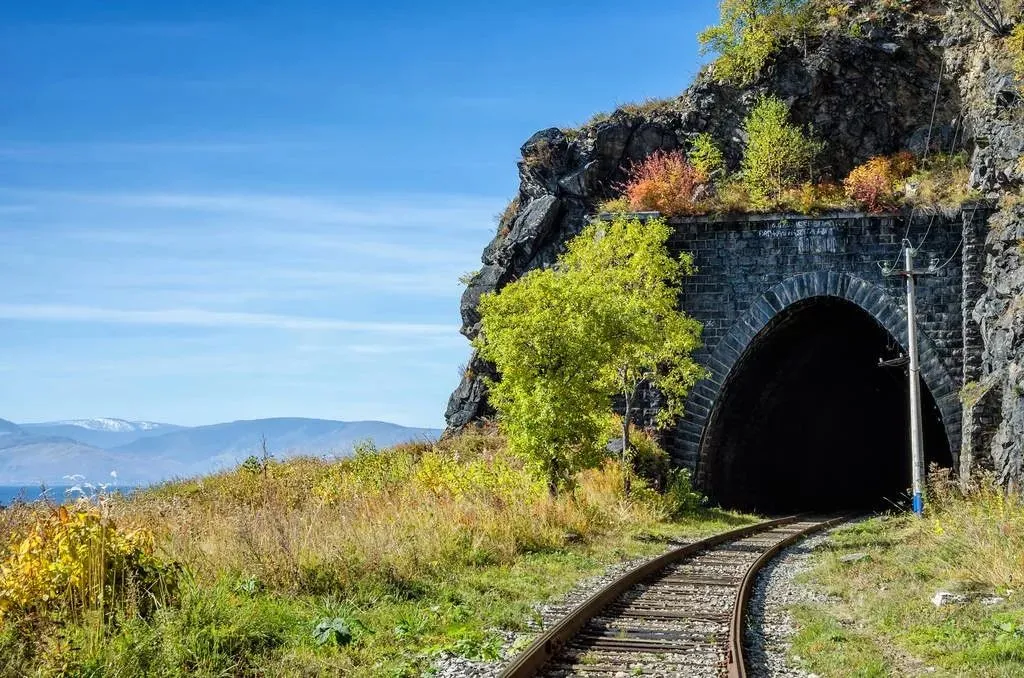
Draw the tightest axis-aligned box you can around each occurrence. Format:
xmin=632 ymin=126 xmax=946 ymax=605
xmin=0 ymin=485 xmax=139 ymax=507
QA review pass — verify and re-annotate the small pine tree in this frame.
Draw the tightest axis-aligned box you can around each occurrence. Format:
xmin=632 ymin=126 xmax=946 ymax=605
xmin=740 ymin=95 xmax=821 ymax=206
xmin=688 ymin=133 xmax=726 ymax=181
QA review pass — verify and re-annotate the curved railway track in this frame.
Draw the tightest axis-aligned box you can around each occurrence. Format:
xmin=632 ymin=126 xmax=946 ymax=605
xmin=499 ymin=514 xmax=849 ymax=678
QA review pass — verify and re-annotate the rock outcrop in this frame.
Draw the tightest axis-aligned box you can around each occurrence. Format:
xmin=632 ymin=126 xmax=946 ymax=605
xmin=446 ymin=1 xmax=1024 ymax=488
xmin=944 ymin=9 xmax=1024 ymax=489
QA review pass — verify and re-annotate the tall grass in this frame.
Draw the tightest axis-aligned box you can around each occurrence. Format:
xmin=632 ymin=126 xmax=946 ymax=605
xmin=926 ymin=467 xmax=1024 ymax=590
xmin=0 ymin=428 xmax=727 ymax=676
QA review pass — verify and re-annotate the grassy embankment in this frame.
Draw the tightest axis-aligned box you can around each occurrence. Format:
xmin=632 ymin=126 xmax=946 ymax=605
xmin=791 ymin=470 xmax=1024 ymax=677
xmin=0 ymin=428 xmax=751 ymax=677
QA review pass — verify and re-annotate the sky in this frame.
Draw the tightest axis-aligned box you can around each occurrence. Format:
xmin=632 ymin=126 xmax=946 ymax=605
xmin=1 ymin=1 xmax=719 ymax=429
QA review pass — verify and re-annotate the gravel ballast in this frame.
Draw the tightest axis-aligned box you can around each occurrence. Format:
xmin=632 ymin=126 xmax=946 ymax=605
xmin=744 ymin=531 xmax=833 ymax=678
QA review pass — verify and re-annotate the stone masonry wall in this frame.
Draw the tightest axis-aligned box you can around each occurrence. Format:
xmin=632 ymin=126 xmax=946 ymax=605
xmin=661 ymin=208 xmax=991 ymax=475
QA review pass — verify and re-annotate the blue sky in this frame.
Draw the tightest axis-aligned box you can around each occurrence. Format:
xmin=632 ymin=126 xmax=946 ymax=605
xmin=1 ymin=1 xmax=718 ymax=428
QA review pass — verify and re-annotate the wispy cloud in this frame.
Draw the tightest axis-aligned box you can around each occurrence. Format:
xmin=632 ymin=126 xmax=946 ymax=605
xmin=4 ymin=188 xmax=501 ymax=231
xmin=0 ymin=304 xmax=455 ymax=335
xmin=0 ymin=141 xmax=280 ymax=162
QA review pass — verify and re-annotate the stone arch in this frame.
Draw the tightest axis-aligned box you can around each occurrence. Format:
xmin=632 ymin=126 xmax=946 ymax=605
xmin=683 ymin=271 xmax=962 ymax=485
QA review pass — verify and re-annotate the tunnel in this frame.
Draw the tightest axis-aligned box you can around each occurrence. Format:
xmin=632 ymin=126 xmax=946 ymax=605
xmin=699 ymin=297 xmax=951 ymax=514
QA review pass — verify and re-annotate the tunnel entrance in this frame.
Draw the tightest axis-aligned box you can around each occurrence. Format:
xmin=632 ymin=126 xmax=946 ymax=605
xmin=699 ymin=297 xmax=951 ymax=514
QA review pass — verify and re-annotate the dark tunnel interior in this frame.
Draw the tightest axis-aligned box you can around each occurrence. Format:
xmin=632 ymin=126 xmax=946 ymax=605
xmin=700 ymin=297 xmax=951 ymax=514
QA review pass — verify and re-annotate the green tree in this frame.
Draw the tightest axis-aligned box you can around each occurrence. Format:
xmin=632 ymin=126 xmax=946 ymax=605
xmin=475 ymin=267 xmax=613 ymax=494
xmin=560 ymin=217 xmax=706 ymax=494
xmin=688 ymin=133 xmax=726 ymax=181
xmin=740 ymin=95 xmax=821 ymax=206
xmin=698 ymin=0 xmax=814 ymax=84
xmin=475 ymin=216 xmax=706 ymax=495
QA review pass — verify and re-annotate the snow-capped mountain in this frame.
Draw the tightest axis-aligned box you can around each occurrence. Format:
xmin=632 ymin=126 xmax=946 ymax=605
xmin=20 ymin=420 xmax=184 ymax=449
xmin=52 ymin=418 xmax=171 ymax=433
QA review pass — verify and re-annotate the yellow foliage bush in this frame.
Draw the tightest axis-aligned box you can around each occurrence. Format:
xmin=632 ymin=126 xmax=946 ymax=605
xmin=0 ymin=506 xmax=175 ymax=623
xmin=843 ymin=153 xmax=916 ymax=212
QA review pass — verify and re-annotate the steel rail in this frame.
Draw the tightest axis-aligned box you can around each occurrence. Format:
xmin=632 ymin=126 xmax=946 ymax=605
xmin=725 ymin=514 xmax=851 ymax=678
xmin=498 ymin=515 xmax=808 ymax=678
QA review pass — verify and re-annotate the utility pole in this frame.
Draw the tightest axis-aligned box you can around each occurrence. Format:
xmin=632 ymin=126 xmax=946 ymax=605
xmin=884 ymin=243 xmax=935 ymax=517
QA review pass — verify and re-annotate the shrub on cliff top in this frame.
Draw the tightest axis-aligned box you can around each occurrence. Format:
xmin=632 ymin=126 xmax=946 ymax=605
xmin=740 ymin=95 xmax=822 ymax=207
xmin=699 ymin=0 xmax=816 ymax=85
xmin=688 ymin=133 xmax=726 ymax=181
xmin=624 ymin=150 xmax=710 ymax=216
xmin=843 ymin=152 xmax=917 ymax=212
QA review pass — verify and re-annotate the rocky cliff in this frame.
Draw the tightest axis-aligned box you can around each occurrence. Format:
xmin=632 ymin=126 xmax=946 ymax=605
xmin=447 ymin=1 xmax=1024 ymax=487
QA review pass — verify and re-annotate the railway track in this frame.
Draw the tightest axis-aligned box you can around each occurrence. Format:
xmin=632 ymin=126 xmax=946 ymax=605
xmin=499 ymin=514 xmax=849 ymax=678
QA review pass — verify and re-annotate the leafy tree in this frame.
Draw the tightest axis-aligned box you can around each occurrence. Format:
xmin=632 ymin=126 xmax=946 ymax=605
xmin=475 ymin=216 xmax=705 ymax=495
xmin=740 ymin=95 xmax=822 ymax=206
xmin=475 ymin=267 xmax=614 ymax=494
xmin=560 ymin=217 xmax=706 ymax=494
xmin=698 ymin=0 xmax=815 ymax=85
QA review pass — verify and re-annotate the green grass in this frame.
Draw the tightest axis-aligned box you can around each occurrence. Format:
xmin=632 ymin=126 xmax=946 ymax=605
xmin=791 ymin=482 xmax=1024 ymax=678
xmin=790 ymin=603 xmax=889 ymax=677
xmin=0 ymin=433 xmax=754 ymax=677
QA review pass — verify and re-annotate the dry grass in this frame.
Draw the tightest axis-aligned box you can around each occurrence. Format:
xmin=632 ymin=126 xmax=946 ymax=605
xmin=0 ymin=429 xmax=746 ymax=676
xmin=127 ymin=431 xmax=669 ymax=591
xmin=906 ymin=153 xmax=977 ymax=211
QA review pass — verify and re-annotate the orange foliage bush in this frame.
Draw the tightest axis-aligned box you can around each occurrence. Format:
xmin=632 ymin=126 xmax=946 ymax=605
xmin=624 ymin=150 xmax=709 ymax=216
xmin=843 ymin=152 xmax=917 ymax=212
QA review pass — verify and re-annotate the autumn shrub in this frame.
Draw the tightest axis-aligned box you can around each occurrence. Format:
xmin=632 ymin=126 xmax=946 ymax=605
xmin=843 ymin=152 xmax=917 ymax=212
xmin=623 ymin=150 xmax=710 ymax=215
xmin=741 ymin=95 xmax=822 ymax=206
xmin=0 ymin=505 xmax=176 ymax=625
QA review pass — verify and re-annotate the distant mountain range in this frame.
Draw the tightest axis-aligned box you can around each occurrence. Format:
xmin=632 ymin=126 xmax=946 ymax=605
xmin=0 ymin=417 xmax=440 ymax=486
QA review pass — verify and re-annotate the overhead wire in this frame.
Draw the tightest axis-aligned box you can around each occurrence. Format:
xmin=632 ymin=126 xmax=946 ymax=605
xmin=929 ymin=236 xmax=964 ymax=273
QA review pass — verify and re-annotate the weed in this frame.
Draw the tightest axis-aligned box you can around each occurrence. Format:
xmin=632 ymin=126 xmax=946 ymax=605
xmin=596 ymin=196 xmax=632 ymax=214
xmin=495 ymin=195 xmax=521 ymax=235
xmin=906 ymin=153 xmax=977 ymax=210
xmin=618 ymin=97 xmax=679 ymax=118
